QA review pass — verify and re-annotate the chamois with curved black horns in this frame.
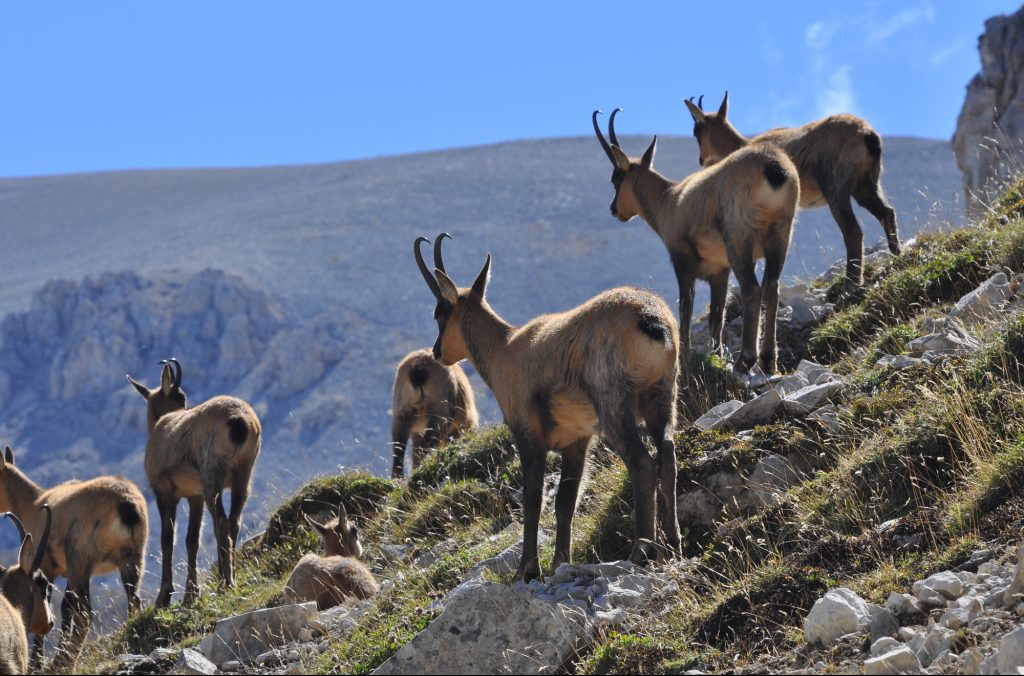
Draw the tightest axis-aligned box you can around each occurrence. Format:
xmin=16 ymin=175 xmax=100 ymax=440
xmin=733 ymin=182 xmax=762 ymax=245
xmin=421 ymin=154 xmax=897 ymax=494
xmin=0 ymin=447 xmax=146 ymax=673
xmin=391 ymin=348 xmax=479 ymax=479
xmin=0 ymin=507 xmax=53 ymax=675
xmin=685 ymin=92 xmax=901 ymax=288
xmin=283 ymin=501 xmax=379 ymax=609
xmin=415 ymin=234 xmax=681 ymax=581
xmin=126 ymin=358 xmax=262 ymax=609
xmin=593 ymin=108 xmax=800 ymax=374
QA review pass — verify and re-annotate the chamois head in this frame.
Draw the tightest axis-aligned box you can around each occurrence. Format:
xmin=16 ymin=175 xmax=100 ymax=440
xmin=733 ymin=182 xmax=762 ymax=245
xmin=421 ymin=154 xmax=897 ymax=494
xmin=414 ymin=233 xmax=491 ymax=366
xmin=0 ymin=504 xmax=55 ymax=635
xmin=592 ymin=108 xmax=658 ymax=222
xmin=126 ymin=358 xmax=188 ymax=429
xmin=684 ymin=91 xmax=737 ymax=167
xmin=304 ymin=501 xmax=362 ymax=558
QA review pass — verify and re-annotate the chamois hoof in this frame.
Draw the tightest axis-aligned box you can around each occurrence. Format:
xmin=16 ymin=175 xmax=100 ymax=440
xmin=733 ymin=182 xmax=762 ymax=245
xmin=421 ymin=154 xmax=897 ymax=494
xmin=732 ymin=355 xmax=757 ymax=375
xmin=758 ymin=353 xmax=777 ymax=376
xmin=517 ymin=557 xmax=542 ymax=582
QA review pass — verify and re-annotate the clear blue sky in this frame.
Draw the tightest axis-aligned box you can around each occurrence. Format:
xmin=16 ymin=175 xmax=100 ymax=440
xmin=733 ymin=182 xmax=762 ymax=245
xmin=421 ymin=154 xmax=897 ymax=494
xmin=1 ymin=1 xmax=1019 ymax=177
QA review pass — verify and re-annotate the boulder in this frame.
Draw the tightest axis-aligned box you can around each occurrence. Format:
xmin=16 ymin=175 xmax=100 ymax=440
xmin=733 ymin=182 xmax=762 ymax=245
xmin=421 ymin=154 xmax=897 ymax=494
xmin=373 ymin=579 xmax=591 ymax=674
xmin=747 ymin=454 xmax=801 ymax=506
xmin=803 ymin=588 xmax=872 ymax=647
xmin=716 ymin=389 xmax=782 ymax=430
xmin=1003 ymin=542 xmax=1024 ymax=607
xmin=950 ymin=272 xmax=1013 ymax=324
xmin=997 ymin=625 xmax=1024 ymax=674
xmin=913 ymin=571 xmax=964 ymax=600
xmin=864 ymin=646 xmax=922 ymax=675
xmin=782 ymin=381 xmax=843 ymax=416
xmin=693 ymin=400 xmax=742 ymax=431
xmin=199 ymin=602 xmax=318 ymax=666
xmin=169 ymin=649 xmax=218 ymax=675
xmin=885 ymin=591 xmax=925 ymax=622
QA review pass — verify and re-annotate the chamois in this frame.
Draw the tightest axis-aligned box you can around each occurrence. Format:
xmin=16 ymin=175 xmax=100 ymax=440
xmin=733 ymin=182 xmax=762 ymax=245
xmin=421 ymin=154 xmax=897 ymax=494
xmin=0 ymin=507 xmax=54 ymax=676
xmin=414 ymin=234 xmax=681 ymax=581
xmin=283 ymin=502 xmax=378 ymax=610
xmin=391 ymin=348 xmax=479 ymax=479
xmin=684 ymin=92 xmax=901 ymax=287
xmin=593 ymin=108 xmax=800 ymax=374
xmin=0 ymin=447 xmax=146 ymax=673
xmin=127 ymin=358 xmax=262 ymax=608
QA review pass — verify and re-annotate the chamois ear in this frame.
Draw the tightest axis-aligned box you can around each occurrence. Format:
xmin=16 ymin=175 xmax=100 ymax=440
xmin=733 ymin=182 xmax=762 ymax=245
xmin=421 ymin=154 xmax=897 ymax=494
xmin=17 ymin=532 xmax=34 ymax=573
xmin=435 ymin=269 xmax=460 ymax=306
xmin=4 ymin=446 xmax=13 ymax=465
xmin=159 ymin=363 xmax=174 ymax=396
xmin=303 ymin=513 xmax=328 ymax=537
xmin=718 ymin=91 xmax=729 ymax=119
xmin=336 ymin=501 xmax=349 ymax=529
xmin=471 ymin=254 xmax=491 ymax=297
xmin=126 ymin=374 xmax=151 ymax=400
xmin=641 ymin=136 xmax=657 ymax=170
xmin=684 ymin=98 xmax=706 ymax=124
xmin=610 ymin=145 xmax=631 ymax=172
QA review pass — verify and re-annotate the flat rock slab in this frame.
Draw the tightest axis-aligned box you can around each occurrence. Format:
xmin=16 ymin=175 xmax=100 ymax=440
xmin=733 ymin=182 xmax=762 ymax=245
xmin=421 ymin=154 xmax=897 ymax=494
xmin=782 ymin=381 xmax=843 ymax=416
xmin=373 ymin=579 xmax=591 ymax=674
xmin=693 ymin=400 xmax=742 ymax=431
xmin=716 ymin=389 xmax=782 ymax=430
xmin=199 ymin=602 xmax=318 ymax=666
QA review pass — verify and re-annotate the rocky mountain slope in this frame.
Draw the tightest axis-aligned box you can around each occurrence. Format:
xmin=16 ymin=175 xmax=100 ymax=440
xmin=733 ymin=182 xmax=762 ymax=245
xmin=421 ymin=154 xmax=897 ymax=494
xmin=0 ymin=134 xmax=962 ymax=560
xmin=69 ymin=176 xmax=1024 ymax=675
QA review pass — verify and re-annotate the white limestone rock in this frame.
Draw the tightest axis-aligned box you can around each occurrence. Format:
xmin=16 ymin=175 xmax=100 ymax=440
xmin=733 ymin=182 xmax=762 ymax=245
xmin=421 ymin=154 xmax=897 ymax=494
xmin=803 ymin=588 xmax=872 ymax=648
xmin=199 ymin=602 xmax=318 ymax=666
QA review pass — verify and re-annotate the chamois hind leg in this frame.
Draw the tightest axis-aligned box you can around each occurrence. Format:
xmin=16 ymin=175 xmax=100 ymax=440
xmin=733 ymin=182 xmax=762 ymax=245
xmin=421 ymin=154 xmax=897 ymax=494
xmin=707 ymin=270 xmax=730 ymax=358
xmin=759 ymin=231 xmax=790 ymax=375
xmin=414 ymin=407 xmax=446 ymax=470
xmin=727 ymin=243 xmax=762 ymax=374
xmin=671 ymin=251 xmax=697 ymax=379
xmin=154 ymin=494 xmax=178 ymax=609
xmin=202 ymin=471 xmax=234 ymax=588
xmin=642 ymin=381 xmax=681 ymax=557
xmin=183 ymin=495 xmax=204 ymax=606
xmin=512 ymin=426 xmax=547 ymax=582
xmin=853 ymin=178 xmax=901 ymax=255
xmin=52 ymin=575 xmax=91 ymax=674
xmin=551 ymin=438 xmax=589 ymax=570
xmin=227 ymin=472 xmax=251 ymax=550
xmin=825 ymin=189 xmax=865 ymax=288
xmin=600 ymin=398 xmax=658 ymax=565
xmin=390 ymin=411 xmax=414 ymax=479
xmin=119 ymin=544 xmax=144 ymax=616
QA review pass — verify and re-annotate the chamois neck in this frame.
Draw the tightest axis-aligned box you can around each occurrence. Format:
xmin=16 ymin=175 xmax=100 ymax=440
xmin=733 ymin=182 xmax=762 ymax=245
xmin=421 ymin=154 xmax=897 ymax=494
xmin=719 ymin=122 xmax=749 ymax=153
xmin=0 ymin=467 xmax=43 ymax=515
xmin=460 ymin=300 xmax=515 ymax=388
xmin=632 ymin=169 xmax=676 ymax=236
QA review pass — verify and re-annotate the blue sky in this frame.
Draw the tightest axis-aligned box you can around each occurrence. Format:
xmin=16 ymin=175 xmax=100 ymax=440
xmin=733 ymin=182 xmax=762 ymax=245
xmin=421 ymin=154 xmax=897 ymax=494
xmin=1 ymin=1 xmax=1019 ymax=177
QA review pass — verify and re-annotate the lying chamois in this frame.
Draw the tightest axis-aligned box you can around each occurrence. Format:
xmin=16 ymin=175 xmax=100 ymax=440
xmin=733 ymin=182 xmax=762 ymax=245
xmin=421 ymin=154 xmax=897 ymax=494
xmin=415 ymin=234 xmax=681 ymax=581
xmin=391 ymin=347 xmax=479 ymax=479
xmin=283 ymin=502 xmax=378 ymax=610
xmin=127 ymin=358 xmax=261 ymax=608
xmin=685 ymin=92 xmax=901 ymax=287
xmin=593 ymin=108 xmax=800 ymax=374
xmin=0 ymin=448 xmax=146 ymax=673
xmin=0 ymin=507 xmax=53 ymax=676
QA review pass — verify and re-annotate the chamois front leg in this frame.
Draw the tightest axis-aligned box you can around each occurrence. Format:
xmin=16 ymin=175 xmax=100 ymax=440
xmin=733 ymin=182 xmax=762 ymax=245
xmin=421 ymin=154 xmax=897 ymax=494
xmin=671 ymin=253 xmax=697 ymax=380
xmin=825 ymin=190 xmax=865 ymax=289
xmin=52 ymin=576 xmax=92 ymax=674
xmin=184 ymin=495 xmax=204 ymax=606
xmin=551 ymin=438 xmax=589 ymax=570
xmin=154 ymin=494 xmax=179 ymax=609
xmin=513 ymin=428 xmax=547 ymax=582
xmin=707 ymin=270 xmax=730 ymax=358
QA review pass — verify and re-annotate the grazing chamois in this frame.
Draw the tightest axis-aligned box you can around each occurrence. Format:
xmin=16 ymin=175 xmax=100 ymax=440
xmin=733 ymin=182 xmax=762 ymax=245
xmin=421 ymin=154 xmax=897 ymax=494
xmin=0 ymin=448 xmax=146 ymax=673
xmin=593 ymin=108 xmax=800 ymax=374
xmin=391 ymin=348 xmax=479 ymax=479
xmin=127 ymin=358 xmax=261 ymax=608
xmin=0 ymin=507 xmax=54 ymax=676
xmin=684 ymin=92 xmax=901 ymax=287
xmin=414 ymin=234 xmax=681 ymax=581
xmin=283 ymin=502 xmax=378 ymax=610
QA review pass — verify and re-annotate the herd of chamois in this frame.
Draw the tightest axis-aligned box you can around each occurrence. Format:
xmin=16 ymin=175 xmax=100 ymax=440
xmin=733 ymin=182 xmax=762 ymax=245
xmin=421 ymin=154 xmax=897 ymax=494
xmin=0 ymin=93 xmax=901 ymax=674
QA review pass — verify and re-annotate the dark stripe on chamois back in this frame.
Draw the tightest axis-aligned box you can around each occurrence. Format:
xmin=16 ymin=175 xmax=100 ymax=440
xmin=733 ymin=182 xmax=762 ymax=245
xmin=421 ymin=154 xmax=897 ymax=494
xmin=763 ymin=159 xmax=789 ymax=189
xmin=118 ymin=500 xmax=143 ymax=530
xmin=863 ymin=130 xmax=882 ymax=160
xmin=227 ymin=417 xmax=249 ymax=446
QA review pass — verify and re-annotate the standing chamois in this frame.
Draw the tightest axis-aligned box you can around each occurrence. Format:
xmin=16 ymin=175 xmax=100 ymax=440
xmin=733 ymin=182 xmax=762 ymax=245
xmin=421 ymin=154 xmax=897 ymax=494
xmin=391 ymin=348 xmax=479 ymax=479
xmin=283 ymin=501 xmax=379 ymax=610
xmin=127 ymin=358 xmax=262 ymax=608
xmin=0 ymin=507 xmax=53 ymax=676
xmin=0 ymin=448 xmax=146 ymax=673
xmin=414 ymin=234 xmax=681 ymax=581
xmin=684 ymin=92 xmax=901 ymax=287
xmin=593 ymin=108 xmax=800 ymax=374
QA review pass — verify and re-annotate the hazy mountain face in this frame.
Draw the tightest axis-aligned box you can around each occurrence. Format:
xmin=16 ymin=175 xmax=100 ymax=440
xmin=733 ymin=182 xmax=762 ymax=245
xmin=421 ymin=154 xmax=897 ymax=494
xmin=0 ymin=135 xmax=963 ymax=553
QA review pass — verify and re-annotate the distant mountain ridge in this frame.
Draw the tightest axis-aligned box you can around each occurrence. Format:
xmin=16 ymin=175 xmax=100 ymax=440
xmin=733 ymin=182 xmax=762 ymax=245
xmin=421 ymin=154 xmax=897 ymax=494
xmin=0 ymin=134 xmax=964 ymax=550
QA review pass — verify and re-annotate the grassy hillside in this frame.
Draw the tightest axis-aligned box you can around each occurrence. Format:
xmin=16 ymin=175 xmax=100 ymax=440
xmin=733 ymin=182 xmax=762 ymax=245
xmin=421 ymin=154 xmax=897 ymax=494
xmin=77 ymin=178 xmax=1024 ymax=674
